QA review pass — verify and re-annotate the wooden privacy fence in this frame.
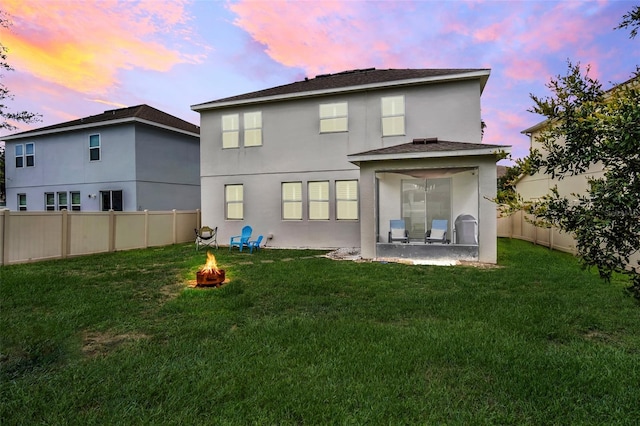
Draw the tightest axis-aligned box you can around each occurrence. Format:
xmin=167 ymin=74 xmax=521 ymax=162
xmin=0 ymin=209 xmax=202 ymax=266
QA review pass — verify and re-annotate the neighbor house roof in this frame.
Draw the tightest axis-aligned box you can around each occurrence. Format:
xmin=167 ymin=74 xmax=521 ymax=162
xmin=347 ymin=138 xmax=509 ymax=164
xmin=192 ymin=68 xmax=491 ymax=111
xmin=1 ymin=104 xmax=200 ymax=141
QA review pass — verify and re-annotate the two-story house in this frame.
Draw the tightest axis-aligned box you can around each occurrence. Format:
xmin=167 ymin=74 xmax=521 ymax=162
xmin=2 ymin=105 xmax=200 ymax=212
xmin=192 ymin=68 xmax=508 ymax=263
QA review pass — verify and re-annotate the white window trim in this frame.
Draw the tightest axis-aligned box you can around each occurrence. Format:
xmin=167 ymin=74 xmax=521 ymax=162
xmin=336 ymin=180 xmax=359 ymax=220
xmin=70 ymin=191 xmax=81 ymax=211
xmin=89 ymin=134 xmax=101 ymax=161
xmin=319 ymin=102 xmax=348 ymax=133
xmin=18 ymin=193 xmax=27 ymax=211
xmin=282 ymin=182 xmax=302 ymax=220
xmin=243 ymin=111 xmax=262 ymax=147
xmin=308 ymin=181 xmax=330 ymax=220
xmin=45 ymin=192 xmax=55 ymax=211
xmin=222 ymin=114 xmax=240 ymax=149
xmin=225 ymin=184 xmax=244 ymax=220
xmin=381 ymin=95 xmax=405 ymax=137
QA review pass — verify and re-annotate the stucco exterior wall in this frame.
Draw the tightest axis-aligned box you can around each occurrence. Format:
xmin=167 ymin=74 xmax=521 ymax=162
xmin=198 ymin=79 xmax=485 ymax=248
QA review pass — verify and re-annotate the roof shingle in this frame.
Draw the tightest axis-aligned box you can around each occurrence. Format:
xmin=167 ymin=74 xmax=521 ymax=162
xmin=193 ymin=68 xmax=490 ymax=109
xmin=3 ymin=104 xmax=199 ymax=139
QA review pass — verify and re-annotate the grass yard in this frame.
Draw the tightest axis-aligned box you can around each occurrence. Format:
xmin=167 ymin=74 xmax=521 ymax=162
xmin=1 ymin=239 xmax=639 ymax=424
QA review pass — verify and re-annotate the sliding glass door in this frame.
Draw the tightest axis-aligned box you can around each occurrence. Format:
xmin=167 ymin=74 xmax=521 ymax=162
xmin=402 ymin=178 xmax=451 ymax=240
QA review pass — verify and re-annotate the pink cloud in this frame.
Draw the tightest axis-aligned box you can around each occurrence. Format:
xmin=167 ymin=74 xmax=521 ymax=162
xmin=1 ymin=0 xmax=200 ymax=95
xmin=227 ymin=0 xmax=411 ymax=76
xmin=504 ymin=58 xmax=551 ymax=82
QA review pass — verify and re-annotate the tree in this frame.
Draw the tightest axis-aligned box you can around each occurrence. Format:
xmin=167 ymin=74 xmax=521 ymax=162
xmin=523 ymin=63 xmax=640 ymax=298
xmin=500 ymin=7 xmax=640 ymax=299
xmin=1 ymin=12 xmax=41 ymax=131
xmin=1 ymin=11 xmax=42 ymax=201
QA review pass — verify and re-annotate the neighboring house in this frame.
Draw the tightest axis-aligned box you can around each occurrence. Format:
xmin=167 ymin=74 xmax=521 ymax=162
xmin=514 ymin=76 xmax=639 ymax=262
xmin=2 ymin=105 xmax=200 ymax=212
xmin=192 ymin=68 xmax=509 ymax=263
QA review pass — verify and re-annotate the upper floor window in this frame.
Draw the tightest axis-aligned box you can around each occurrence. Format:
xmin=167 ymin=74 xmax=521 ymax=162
xmin=18 ymin=194 xmax=27 ymax=211
xmin=320 ymin=102 xmax=348 ymax=133
xmin=89 ymin=134 xmax=100 ymax=161
xmin=308 ymin=181 xmax=329 ymax=220
xmin=336 ymin=180 xmax=359 ymax=220
xmin=222 ymin=114 xmax=239 ymax=148
xmin=225 ymin=184 xmax=244 ymax=220
xmin=244 ymin=111 xmax=262 ymax=147
xmin=15 ymin=143 xmax=35 ymax=168
xmin=282 ymin=182 xmax=302 ymax=220
xmin=381 ymin=96 xmax=405 ymax=136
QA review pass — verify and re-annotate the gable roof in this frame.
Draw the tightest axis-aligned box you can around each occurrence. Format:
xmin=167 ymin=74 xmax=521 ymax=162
xmin=347 ymin=138 xmax=509 ymax=164
xmin=192 ymin=68 xmax=490 ymax=111
xmin=2 ymin=104 xmax=200 ymax=141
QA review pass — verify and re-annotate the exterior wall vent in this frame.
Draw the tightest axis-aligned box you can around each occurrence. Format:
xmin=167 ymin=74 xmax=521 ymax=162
xmin=412 ymin=137 xmax=438 ymax=144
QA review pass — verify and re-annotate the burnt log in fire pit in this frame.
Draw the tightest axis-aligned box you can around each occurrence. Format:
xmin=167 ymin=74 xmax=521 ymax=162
xmin=196 ymin=269 xmax=226 ymax=287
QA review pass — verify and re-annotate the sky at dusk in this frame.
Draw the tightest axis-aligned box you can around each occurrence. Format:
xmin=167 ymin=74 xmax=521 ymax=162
xmin=1 ymin=0 xmax=638 ymax=161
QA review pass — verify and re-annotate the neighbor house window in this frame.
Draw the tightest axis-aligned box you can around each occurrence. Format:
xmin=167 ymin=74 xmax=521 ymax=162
xmin=336 ymin=180 xmax=358 ymax=220
xmin=282 ymin=182 xmax=302 ymax=220
xmin=57 ymin=192 xmax=68 ymax=210
xmin=222 ymin=114 xmax=239 ymax=148
xmin=243 ymin=111 xmax=262 ymax=147
xmin=25 ymin=143 xmax=35 ymax=167
xmin=45 ymin=192 xmax=55 ymax=211
xmin=320 ymin=102 xmax=348 ymax=133
xmin=89 ymin=134 xmax=100 ymax=161
xmin=225 ymin=184 xmax=243 ymax=220
xmin=381 ymin=95 xmax=405 ymax=136
xmin=15 ymin=143 xmax=34 ymax=167
xmin=18 ymin=194 xmax=27 ymax=211
xmin=70 ymin=191 xmax=81 ymax=211
xmin=308 ymin=181 xmax=329 ymax=220
xmin=101 ymin=190 xmax=123 ymax=211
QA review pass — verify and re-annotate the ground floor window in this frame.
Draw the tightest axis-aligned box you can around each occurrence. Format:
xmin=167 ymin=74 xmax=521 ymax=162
xmin=225 ymin=184 xmax=243 ymax=220
xmin=101 ymin=190 xmax=123 ymax=211
xmin=57 ymin=192 xmax=68 ymax=210
xmin=336 ymin=180 xmax=359 ymax=220
xmin=18 ymin=194 xmax=27 ymax=211
xmin=70 ymin=191 xmax=81 ymax=211
xmin=45 ymin=192 xmax=55 ymax=211
xmin=308 ymin=181 xmax=329 ymax=220
xmin=282 ymin=182 xmax=302 ymax=220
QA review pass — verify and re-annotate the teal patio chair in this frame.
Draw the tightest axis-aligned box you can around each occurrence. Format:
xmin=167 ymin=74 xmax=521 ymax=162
xmin=247 ymin=235 xmax=264 ymax=254
xmin=229 ymin=225 xmax=252 ymax=252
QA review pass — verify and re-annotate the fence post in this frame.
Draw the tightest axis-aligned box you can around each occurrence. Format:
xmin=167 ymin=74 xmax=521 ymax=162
xmin=144 ymin=210 xmax=149 ymax=248
xmin=1 ymin=209 xmax=9 ymax=266
xmin=61 ymin=209 xmax=68 ymax=259
xmin=196 ymin=209 xmax=201 ymax=230
xmin=109 ymin=209 xmax=116 ymax=252
xmin=172 ymin=209 xmax=178 ymax=244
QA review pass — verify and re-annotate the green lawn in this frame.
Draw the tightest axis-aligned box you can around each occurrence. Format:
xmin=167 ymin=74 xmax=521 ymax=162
xmin=1 ymin=239 xmax=639 ymax=424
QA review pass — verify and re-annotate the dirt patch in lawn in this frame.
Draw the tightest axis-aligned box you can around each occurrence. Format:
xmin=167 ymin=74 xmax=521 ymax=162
xmin=82 ymin=331 xmax=150 ymax=358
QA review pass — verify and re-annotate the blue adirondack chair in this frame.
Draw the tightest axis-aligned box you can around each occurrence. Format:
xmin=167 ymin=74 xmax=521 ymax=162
xmin=247 ymin=235 xmax=264 ymax=254
xmin=229 ymin=225 xmax=252 ymax=252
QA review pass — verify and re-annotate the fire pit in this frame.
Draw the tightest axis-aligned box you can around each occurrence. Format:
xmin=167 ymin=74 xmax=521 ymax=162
xmin=196 ymin=252 xmax=226 ymax=287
